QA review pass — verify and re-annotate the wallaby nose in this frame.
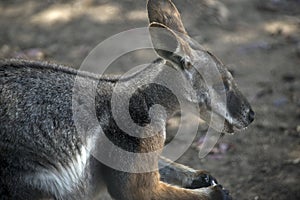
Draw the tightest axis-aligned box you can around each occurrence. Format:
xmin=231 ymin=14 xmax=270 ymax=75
xmin=248 ymin=109 xmax=255 ymax=123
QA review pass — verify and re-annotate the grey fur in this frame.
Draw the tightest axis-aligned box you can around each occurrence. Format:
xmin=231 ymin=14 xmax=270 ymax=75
xmin=0 ymin=0 xmax=254 ymax=199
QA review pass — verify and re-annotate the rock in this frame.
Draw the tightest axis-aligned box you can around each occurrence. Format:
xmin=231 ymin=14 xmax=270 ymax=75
xmin=273 ymin=96 xmax=288 ymax=107
xmin=255 ymin=88 xmax=273 ymax=99
xmin=296 ymin=125 xmax=300 ymax=133
xmin=282 ymin=74 xmax=296 ymax=82
xmin=13 ymin=48 xmax=46 ymax=60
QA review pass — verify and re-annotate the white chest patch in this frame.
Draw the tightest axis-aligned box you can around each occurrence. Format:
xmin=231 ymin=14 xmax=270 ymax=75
xmin=25 ymin=137 xmax=95 ymax=199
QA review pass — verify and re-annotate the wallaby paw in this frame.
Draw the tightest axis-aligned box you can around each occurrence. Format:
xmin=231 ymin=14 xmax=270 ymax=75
xmin=194 ymin=184 xmax=232 ymax=200
xmin=185 ymin=171 xmax=218 ymax=189
xmin=208 ymin=184 xmax=232 ymax=200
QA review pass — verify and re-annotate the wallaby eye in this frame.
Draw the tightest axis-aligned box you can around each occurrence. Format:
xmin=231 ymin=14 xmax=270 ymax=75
xmin=185 ymin=61 xmax=192 ymax=69
xmin=183 ymin=56 xmax=193 ymax=69
xmin=180 ymin=57 xmax=192 ymax=69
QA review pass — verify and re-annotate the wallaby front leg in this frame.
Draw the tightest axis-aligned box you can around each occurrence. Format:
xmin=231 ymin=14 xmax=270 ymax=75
xmin=159 ymin=156 xmax=218 ymax=189
xmin=152 ymin=179 xmax=229 ymax=200
xmin=103 ymin=167 xmax=230 ymax=200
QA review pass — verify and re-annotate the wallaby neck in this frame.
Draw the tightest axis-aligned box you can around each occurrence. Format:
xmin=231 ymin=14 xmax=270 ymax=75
xmin=106 ymin=59 xmax=183 ymax=125
xmin=94 ymin=59 xmax=184 ymax=153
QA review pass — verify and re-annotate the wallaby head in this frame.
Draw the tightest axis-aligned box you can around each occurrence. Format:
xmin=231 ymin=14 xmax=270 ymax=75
xmin=147 ymin=0 xmax=254 ymax=133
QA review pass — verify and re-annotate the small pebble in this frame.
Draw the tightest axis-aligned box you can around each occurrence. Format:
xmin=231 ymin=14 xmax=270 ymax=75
xmin=273 ymin=97 xmax=288 ymax=107
xmin=296 ymin=125 xmax=300 ymax=133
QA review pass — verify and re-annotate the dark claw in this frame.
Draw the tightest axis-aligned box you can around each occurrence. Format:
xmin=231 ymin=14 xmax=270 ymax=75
xmin=187 ymin=172 xmax=218 ymax=189
xmin=185 ymin=171 xmax=232 ymax=200
xmin=210 ymin=185 xmax=233 ymax=200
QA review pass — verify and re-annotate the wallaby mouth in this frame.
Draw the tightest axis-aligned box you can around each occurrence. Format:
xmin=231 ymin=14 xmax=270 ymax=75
xmin=223 ymin=119 xmax=250 ymax=134
xmin=222 ymin=109 xmax=255 ymax=134
xmin=223 ymin=119 xmax=234 ymax=133
xmin=220 ymin=116 xmax=252 ymax=134
xmin=201 ymin=108 xmax=254 ymax=134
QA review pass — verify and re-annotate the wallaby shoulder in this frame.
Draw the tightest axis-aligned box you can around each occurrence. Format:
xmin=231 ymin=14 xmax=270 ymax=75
xmin=0 ymin=59 xmax=111 ymax=199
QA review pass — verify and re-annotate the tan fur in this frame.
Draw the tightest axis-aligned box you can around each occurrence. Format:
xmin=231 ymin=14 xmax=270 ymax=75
xmin=0 ymin=0 xmax=254 ymax=199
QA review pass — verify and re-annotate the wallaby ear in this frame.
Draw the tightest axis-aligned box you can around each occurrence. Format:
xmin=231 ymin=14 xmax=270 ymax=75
xmin=149 ymin=22 xmax=191 ymax=64
xmin=147 ymin=0 xmax=187 ymax=34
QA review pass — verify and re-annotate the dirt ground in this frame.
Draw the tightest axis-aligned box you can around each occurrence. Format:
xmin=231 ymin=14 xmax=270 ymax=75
xmin=0 ymin=0 xmax=300 ymax=199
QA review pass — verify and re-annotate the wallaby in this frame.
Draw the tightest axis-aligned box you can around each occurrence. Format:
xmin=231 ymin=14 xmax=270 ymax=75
xmin=0 ymin=0 xmax=254 ymax=199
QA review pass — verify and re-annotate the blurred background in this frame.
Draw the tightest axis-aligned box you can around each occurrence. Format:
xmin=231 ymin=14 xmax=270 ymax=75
xmin=0 ymin=0 xmax=299 ymax=199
